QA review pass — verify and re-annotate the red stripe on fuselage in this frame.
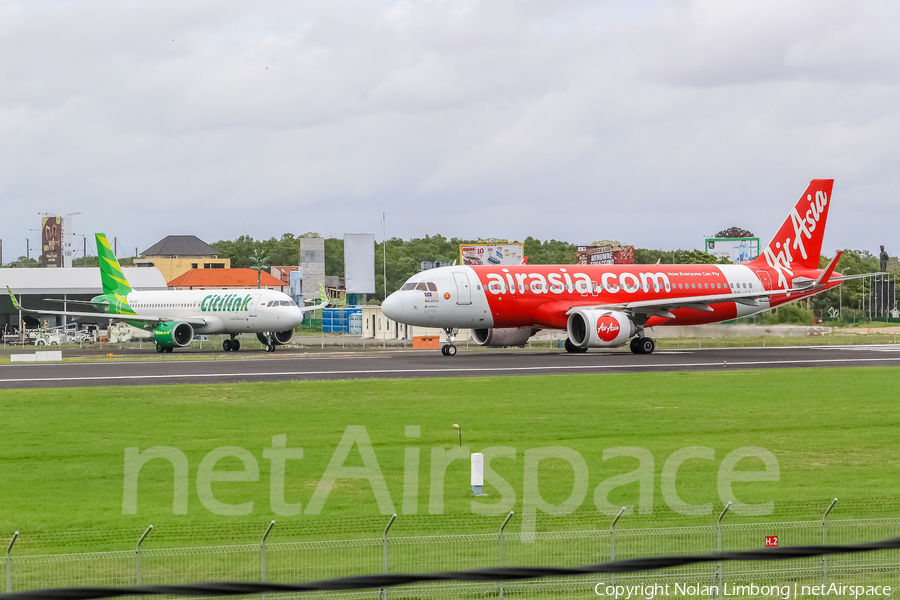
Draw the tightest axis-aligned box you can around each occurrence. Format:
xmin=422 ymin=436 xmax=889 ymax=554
xmin=471 ymin=264 xmax=735 ymax=329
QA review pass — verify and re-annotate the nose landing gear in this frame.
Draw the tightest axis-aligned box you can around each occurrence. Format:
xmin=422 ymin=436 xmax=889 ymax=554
xmin=441 ymin=328 xmax=459 ymax=357
xmin=630 ymin=336 xmax=656 ymax=355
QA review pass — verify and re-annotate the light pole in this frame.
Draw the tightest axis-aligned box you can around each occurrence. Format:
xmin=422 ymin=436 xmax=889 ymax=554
xmin=839 ymin=268 xmax=853 ymax=321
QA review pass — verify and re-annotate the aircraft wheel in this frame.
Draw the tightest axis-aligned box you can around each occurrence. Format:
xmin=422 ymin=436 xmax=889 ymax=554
xmin=223 ymin=339 xmax=232 ymax=352
xmin=639 ymin=337 xmax=655 ymax=355
xmin=156 ymin=343 xmax=164 ymax=354
xmin=165 ymin=347 xmax=174 ymax=353
xmin=232 ymin=339 xmax=241 ymax=351
xmin=266 ymin=344 xmax=275 ymax=353
xmin=445 ymin=345 xmax=457 ymax=356
xmin=630 ymin=337 xmax=641 ymax=354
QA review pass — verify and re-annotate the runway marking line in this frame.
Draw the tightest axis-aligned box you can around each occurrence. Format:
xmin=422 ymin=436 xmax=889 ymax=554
xmin=2 ymin=356 xmax=900 ymax=384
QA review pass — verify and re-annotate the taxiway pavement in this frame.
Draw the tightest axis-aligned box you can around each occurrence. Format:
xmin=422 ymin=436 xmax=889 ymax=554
xmin=1 ymin=345 xmax=899 ymax=389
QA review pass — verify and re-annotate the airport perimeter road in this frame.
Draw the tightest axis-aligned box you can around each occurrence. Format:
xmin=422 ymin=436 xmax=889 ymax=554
xmin=2 ymin=345 xmax=900 ymax=389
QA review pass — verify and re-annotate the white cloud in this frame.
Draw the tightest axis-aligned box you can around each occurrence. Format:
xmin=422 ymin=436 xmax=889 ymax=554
xmin=0 ymin=0 xmax=898 ymax=257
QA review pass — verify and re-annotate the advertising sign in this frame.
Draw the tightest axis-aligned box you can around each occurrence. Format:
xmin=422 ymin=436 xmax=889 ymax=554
xmin=576 ymin=243 xmax=635 ymax=265
xmin=345 ymin=233 xmax=376 ymax=293
xmin=705 ymin=238 xmax=760 ymax=263
xmin=40 ymin=217 xmax=63 ymax=268
xmin=459 ymin=243 xmax=525 ymax=266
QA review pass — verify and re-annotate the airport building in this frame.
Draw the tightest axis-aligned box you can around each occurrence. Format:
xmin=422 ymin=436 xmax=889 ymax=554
xmin=360 ymin=305 xmax=447 ymax=341
xmin=0 ymin=267 xmax=168 ymax=331
xmin=167 ymin=268 xmax=290 ymax=293
xmin=133 ymin=235 xmax=229 ymax=282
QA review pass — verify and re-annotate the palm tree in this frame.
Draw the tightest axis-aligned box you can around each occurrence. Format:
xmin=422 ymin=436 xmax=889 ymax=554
xmin=249 ymin=248 xmax=270 ymax=288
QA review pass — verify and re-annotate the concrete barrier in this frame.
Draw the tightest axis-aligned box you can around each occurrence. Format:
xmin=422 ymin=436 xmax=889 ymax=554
xmin=11 ymin=351 xmax=62 ymax=362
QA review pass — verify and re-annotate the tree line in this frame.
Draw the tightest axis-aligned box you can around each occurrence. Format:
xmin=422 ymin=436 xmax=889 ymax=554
xmin=4 ymin=234 xmax=894 ymax=325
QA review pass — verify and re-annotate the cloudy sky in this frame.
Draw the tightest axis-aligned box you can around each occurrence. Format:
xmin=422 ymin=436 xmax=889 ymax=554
xmin=1 ymin=0 xmax=898 ymax=259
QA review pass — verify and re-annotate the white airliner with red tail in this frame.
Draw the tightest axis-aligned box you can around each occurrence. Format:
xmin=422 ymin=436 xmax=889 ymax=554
xmin=383 ymin=180 xmax=864 ymax=356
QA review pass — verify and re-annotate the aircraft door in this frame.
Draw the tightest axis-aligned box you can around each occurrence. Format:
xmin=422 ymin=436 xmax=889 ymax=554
xmin=249 ymin=295 xmax=261 ymax=317
xmin=453 ymin=272 xmax=472 ymax=305
xmin=757 ymin=271 xmax=773 ymax=291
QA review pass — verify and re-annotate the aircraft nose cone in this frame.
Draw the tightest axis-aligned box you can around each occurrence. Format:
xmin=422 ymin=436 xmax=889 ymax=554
xmin=382 ymin=293 xmax=403 ymax=320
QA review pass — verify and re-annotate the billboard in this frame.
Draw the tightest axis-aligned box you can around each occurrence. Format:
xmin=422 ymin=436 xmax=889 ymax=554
xmin=40 ymin=217 xmax=63 ymax=268
xmin=576 ymin=242 xmax=634 ymax=266
xmin=344 ymin=233 xmax=376 ymax=293
xmin=705 ymin=237 xmax=760 ymax=263
xmin=459 ymin=243 xmax=525 ymax=266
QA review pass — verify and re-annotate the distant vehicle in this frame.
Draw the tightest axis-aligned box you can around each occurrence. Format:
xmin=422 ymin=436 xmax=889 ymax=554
xmin=383 ymin=180 xmax=878 ymax=356
xmin=8 ymin=234 xmax=329 ymax=353
xmin=32 ymin=330 xmax=65 ymax=346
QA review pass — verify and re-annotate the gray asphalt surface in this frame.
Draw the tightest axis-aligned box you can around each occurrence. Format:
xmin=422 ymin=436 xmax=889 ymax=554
xmin=1 ymin=345 xmax=899 ymax=389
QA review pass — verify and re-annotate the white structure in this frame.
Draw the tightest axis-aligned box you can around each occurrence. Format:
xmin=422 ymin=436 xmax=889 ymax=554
xmin=361 ymin=305 xmax=453 ymax=341
xmin=471 ymin=453 xmax=484 ymax=495
xmin=0 ymin=267 xmax=167 ymax=329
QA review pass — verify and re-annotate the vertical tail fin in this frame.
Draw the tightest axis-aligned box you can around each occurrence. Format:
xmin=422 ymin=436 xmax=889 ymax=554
xmin=96 ymin=233 xmax=133 ymax=296
xmin=751 ymin=179 xmax=834 ymax=273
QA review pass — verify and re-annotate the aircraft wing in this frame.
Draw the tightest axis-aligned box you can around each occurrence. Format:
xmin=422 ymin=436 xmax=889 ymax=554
xmin=7 ymin=287 xmax=207 ymax=326
xmin=829 ymin=272 xmax=888 ymax=282
xmin=568 ymin=286 xmax=813 ymax=320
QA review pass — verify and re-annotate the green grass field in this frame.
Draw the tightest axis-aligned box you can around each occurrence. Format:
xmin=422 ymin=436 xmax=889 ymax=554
xmin=2 ymin=368 xmax=900 ymax=554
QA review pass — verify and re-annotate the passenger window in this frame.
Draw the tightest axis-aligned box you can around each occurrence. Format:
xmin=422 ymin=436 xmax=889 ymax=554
xmin=427 ymin=283 xmax=437 ymax=291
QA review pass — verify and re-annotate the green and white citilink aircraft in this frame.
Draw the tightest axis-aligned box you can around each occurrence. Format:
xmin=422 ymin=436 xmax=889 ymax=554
xmin=7 ymin=233 xmax=328 ymax=353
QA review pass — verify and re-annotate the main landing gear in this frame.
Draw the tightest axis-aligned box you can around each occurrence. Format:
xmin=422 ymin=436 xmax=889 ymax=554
xmin=441 ymin=328 xmax=459 ymax=357
xmin=222 ymin=335 xmax=241 ymax=352
xmin=630 ymin=336 xmax=656 ymax=355
xmin=564 ymin=339 xmax=587 ymax=353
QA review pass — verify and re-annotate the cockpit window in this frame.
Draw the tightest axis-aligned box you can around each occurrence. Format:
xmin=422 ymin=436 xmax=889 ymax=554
xmin=267 ymin=301 xmax=277 ymax=307
xmin=416 ymin=283 xmax=428 ymax=291
xmin=401 ymin=283 xmax=416 ymax=291
xmin=427 ymin=282 xmax=437 ymax=291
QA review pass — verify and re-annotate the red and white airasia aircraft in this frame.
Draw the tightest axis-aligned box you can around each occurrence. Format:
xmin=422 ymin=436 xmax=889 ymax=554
xmin=383 ymin=180 xmax=856 ymax=356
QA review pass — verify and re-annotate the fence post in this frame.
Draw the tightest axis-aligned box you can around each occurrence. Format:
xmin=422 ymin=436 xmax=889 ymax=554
xmin=6 ymin=531 xmax=18 ymax=593
xmin=136 ymin=525 xmax=153 ymax=585
xmin=822 ymin=498 xmax=838 ymax=583
xmin=260 ymin=520 xmax=275 ymax=600
xmin=715 ymin=502 xmax=731 ymax=599
xmin=498 ymin=511 xmax=514 ymax=600
xmin=380 ymin=514 xmax=396 ymax=600
xmin=609 ymin=507 xmax=626 ymax=587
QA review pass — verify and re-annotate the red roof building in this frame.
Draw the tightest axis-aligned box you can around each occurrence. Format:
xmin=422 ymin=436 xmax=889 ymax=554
xmin=167 ymin=269 xmax=290 ymax=293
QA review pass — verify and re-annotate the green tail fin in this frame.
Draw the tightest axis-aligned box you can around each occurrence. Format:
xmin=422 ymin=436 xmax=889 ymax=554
xmin=96 ymin=233 xmax=133 ymax=296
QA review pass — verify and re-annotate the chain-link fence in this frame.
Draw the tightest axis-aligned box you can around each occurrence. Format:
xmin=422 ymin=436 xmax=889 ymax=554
xmin=4 ymin=518 xmax=900 ymax=599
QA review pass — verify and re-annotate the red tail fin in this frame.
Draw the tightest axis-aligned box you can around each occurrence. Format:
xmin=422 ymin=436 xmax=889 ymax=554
xmin=751 ymin=179 xmax=834 ymax=274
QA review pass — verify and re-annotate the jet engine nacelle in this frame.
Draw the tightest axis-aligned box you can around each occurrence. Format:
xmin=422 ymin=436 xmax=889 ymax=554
xmin=257 ymin=329 xmax=295 ymax=346
xmin=472 ymin=327 xmax=535 ymax=347
xmin=566 ymin=309 xmax=635 ymax=348
xmin=154 ymin=321 xmax=194 ymax=348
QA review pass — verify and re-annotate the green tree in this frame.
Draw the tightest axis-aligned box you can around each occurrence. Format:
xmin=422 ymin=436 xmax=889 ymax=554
xmin=634 ymin=248 xmax=729 ymax=265
xmin=7 ymin=256 xmax=39 ymax=268
xmin=248 ymin=248 xmax=270 ymax=289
